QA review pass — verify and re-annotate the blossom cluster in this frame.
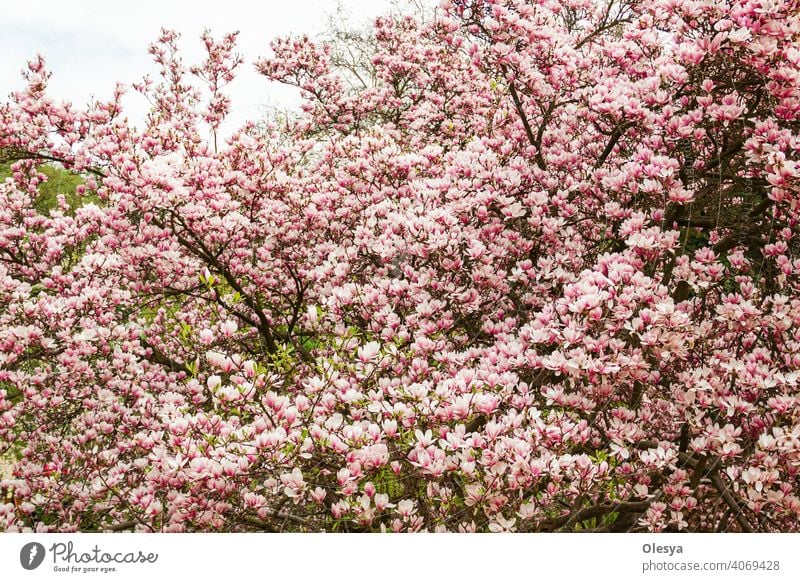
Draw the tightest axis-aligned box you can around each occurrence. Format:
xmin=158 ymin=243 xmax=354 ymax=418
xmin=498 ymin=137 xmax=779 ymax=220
xmin=1 ymin=0 xmax=800 ymax=532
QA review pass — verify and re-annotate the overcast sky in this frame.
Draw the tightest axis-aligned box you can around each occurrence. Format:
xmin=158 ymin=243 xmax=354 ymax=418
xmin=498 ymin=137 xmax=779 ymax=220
xmin=0 ymin=0 xmax=395 ymax=132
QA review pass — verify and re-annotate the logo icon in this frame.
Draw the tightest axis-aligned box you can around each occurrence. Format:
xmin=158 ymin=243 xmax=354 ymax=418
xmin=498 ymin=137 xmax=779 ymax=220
xmin=20 ymin=542 xmax=46 ymax=570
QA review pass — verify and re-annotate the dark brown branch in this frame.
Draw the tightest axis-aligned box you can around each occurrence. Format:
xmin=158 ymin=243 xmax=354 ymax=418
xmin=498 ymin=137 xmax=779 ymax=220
xmin=594 ymin=121 xmax=634 ymax=168
xmin=501 ymin=65 xmax=542 ymax=168
xmin=528 ymin=500 xmax=651 ymax=532
xmin=140 ymin=337 xmax=192 ymax=376
xmin=709 ymin=473 xmax=754 ymax=533
xmin=632 ymin=442 xmax=755 ymax=532
xmin=242 ymin=510 xmax=308 ymax=532
xmin=711 ymin=198 xmax=773 ymax=254
xmin=1 ymin=148 xmax=106 ymax=178
xmin=162 ymin=215 xmax=279 ymax=355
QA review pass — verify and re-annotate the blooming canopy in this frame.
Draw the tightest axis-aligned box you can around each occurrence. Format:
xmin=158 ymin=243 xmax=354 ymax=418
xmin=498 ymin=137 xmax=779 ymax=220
xmin=1 ymin=0 xmax=800 ymax=532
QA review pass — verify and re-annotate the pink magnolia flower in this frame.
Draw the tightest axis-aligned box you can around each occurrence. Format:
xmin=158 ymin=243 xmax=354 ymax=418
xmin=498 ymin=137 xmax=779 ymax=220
xmin=397 ymin=499 xmax=416 ymax=518
xmin=357 ymin=341 xmax=381 ymax=363
xmin=198 ymin=329 xmax=215 ymax=345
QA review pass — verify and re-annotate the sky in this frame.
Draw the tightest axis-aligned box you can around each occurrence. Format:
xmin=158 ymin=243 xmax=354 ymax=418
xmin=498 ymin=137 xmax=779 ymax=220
xmin=0 ymin=0 xmax=396 ymax=132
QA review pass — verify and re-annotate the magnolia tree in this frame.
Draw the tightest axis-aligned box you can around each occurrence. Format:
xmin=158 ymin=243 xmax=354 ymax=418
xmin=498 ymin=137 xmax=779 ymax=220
xmin=1 ymin=0 xmax=800 ymax=533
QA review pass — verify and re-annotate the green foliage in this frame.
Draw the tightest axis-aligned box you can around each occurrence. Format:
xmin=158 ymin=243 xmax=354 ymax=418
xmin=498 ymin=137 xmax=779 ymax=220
xmin=0 ymin=162 xmax=95 ymax=215
xmin=373 ymin=466 xmax=405 ymax=497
